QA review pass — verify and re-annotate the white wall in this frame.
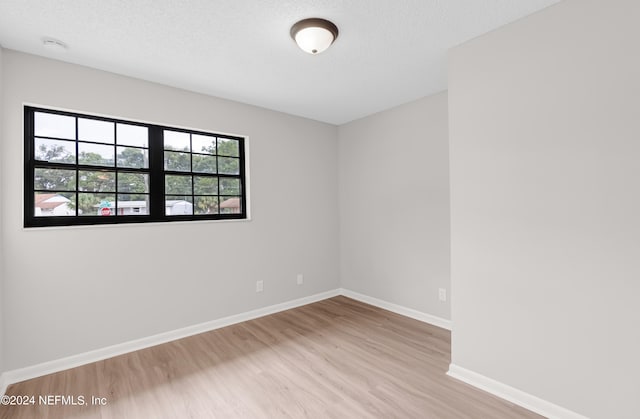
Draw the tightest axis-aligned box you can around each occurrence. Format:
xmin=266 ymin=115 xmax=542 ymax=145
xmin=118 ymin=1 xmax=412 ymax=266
xmin=449 ymin=1 xmax=640 ymax=418
xmin=339 ymin=93 xmax=450 ymax=320
xmin=1 ymin=50 xmax=339 ymax=370
xmin=0 ymin=45 xmax=5 ymax=377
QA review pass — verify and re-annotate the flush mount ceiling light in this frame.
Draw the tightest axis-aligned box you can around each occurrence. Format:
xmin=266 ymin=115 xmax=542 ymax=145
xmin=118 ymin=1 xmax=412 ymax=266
xmin=42 ymin=37 xmax=68 ymax=52
xmin=290 ymin=18 xmax=339 ymax=55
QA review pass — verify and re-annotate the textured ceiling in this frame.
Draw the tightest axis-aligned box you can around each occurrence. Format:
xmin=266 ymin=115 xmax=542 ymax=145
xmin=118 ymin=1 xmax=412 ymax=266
xmin=0 ymin=0 xmax=561 ymax=124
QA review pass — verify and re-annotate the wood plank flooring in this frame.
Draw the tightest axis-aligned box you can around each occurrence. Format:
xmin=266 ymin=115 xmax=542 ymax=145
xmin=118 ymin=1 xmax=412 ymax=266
xmin=0 ymin=296 xmax=543 ymax=418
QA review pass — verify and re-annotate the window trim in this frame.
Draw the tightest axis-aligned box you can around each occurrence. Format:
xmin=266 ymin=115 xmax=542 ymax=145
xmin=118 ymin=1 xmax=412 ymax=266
xmin=24 ymin=106 xmax=248 ymax=228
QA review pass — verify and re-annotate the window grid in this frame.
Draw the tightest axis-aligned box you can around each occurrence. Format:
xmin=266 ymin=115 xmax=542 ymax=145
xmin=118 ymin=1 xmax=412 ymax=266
xmin=25 ymin=107 xmax=247 ymax=227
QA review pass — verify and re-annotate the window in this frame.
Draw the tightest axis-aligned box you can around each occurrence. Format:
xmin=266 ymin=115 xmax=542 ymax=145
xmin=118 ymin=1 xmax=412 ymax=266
xmin=25 ymin=106 xmax=247 ymax=227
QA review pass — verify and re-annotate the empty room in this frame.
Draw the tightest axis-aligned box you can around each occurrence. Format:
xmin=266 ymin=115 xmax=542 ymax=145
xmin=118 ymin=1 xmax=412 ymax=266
xmin=0 ymin=0 xmax=638 ymax=418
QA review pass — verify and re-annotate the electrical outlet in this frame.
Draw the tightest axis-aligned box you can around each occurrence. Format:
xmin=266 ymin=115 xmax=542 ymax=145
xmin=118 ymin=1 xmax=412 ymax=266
xmin=256 ymin=280 xmax=264 ymax=293
xmin=438 ymin=288 xmax=447 ymax=302
xmin=297 ymin=274 xmax=304 ymax=285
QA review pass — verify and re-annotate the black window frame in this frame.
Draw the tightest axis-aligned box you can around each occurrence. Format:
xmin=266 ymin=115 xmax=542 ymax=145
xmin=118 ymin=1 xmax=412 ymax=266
xmin=24 ymin=106 xmax=247 ymax=228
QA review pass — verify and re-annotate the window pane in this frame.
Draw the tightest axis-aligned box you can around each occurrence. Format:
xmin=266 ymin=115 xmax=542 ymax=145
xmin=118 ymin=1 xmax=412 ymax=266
xmin=164 ymin=130 xmax=190 ymax=151
xmin=219 ymin=196 xmax=242 ymax=214
xmin=34 ymin=112 xmax=75 ymax=140
xmin=117 ymin=194 xmax=149 ymax=216
xmin=117 ymin=123 xmax=148 ymax=147
xmin=219 ymin=178 xmax=241 ymax=195
xmin=164 ymin=151 xmax=191 ymax=171
xmin=217 ymin=138 xmax=239 ymax=157
xmin=118 ymin=173 xmax=150 ymax=193
xmin=34 ymin=168 xmax=76 ymax=191
xmin=34 ymin=192 xmax=76 ymax=217
xmin=192 ymin=154 xmax=216 ymax=173
xmin=165 ymin=174 xmax=192 ymax=195
xmin=26 ymin=107 xmax=246 ymax=227
xmin=165 ymin=195 xmax=193 ymax=216
xmin=78 ymin=193 xmax=115 ymax=216
xmin=34 ymin=138 xmax=76 ymax=163
xmin=117 ymin=146 xmax=149 ymax=168
xmin=218 ymin=157 xmax=239 ymax=175
xmin=195 ymin=196 xmax=219 ymax=215
xmin=78 ymin=118 xmax=114 ymax=144
xmin=79 ymin=143 xmax=115 ymax=166
xmin=192 ymin=134 xmax=216 ymax=154
xmin=194 ymin=176 xmax=218 ymax=195
xmin=78 ymin=170 xmax=116 ymax=192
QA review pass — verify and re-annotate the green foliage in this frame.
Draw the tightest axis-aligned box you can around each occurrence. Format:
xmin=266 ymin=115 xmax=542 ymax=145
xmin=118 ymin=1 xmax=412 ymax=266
xmin=220 ymin=178 xmax=240 ymax=195
xmin=192 ymin=154 xmax=217 ymax=173
xmin=118 ymin=173 xmax=149 ymax=193
xmin=78 ymin=193 xmax=114 ymax=215
xmin=35 ymin=138 xmax=241 ymax=216
xmin=36 ymin=143 xmax=75 ymax=164
xmin=34 ymin=168 xmax=76 ymax=191
xmin=117 ymin=147 xmax=148 ymax=168
xmin=195 ymin=196 xmax=219 ymax=214
xmin=165 ymin=151 xmax=191 ymax=171
xmin=217 ymin=139 xmax=239 ymax=157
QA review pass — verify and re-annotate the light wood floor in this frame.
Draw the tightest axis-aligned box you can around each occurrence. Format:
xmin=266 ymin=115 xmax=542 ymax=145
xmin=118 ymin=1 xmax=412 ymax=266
xmin=0 ymin=296 xmax=542 ymax=418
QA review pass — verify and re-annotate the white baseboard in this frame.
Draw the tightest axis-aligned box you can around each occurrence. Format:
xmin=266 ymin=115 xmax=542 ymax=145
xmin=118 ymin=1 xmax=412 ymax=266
xmin=1 ymin=288 xmax=451 ymax=395
xmin=1 ymin=289 xmax=341 ymax=392
xmin=0 ymin=290 xmax=589 ymax=419
xmin=447 ymin=364 xmax=590 ymax=419
xmin=339 ymin=288 xmax=452 ymax=330
xmin=0 ymin=373 xmax=8 ymax=398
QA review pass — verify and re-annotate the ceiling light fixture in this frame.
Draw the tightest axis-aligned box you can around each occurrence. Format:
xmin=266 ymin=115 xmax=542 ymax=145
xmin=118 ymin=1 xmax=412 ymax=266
xmin=42 ymin=37 xmax=68 ymax=52
xmin=290 ymin=18 xmax=339 ymax=55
